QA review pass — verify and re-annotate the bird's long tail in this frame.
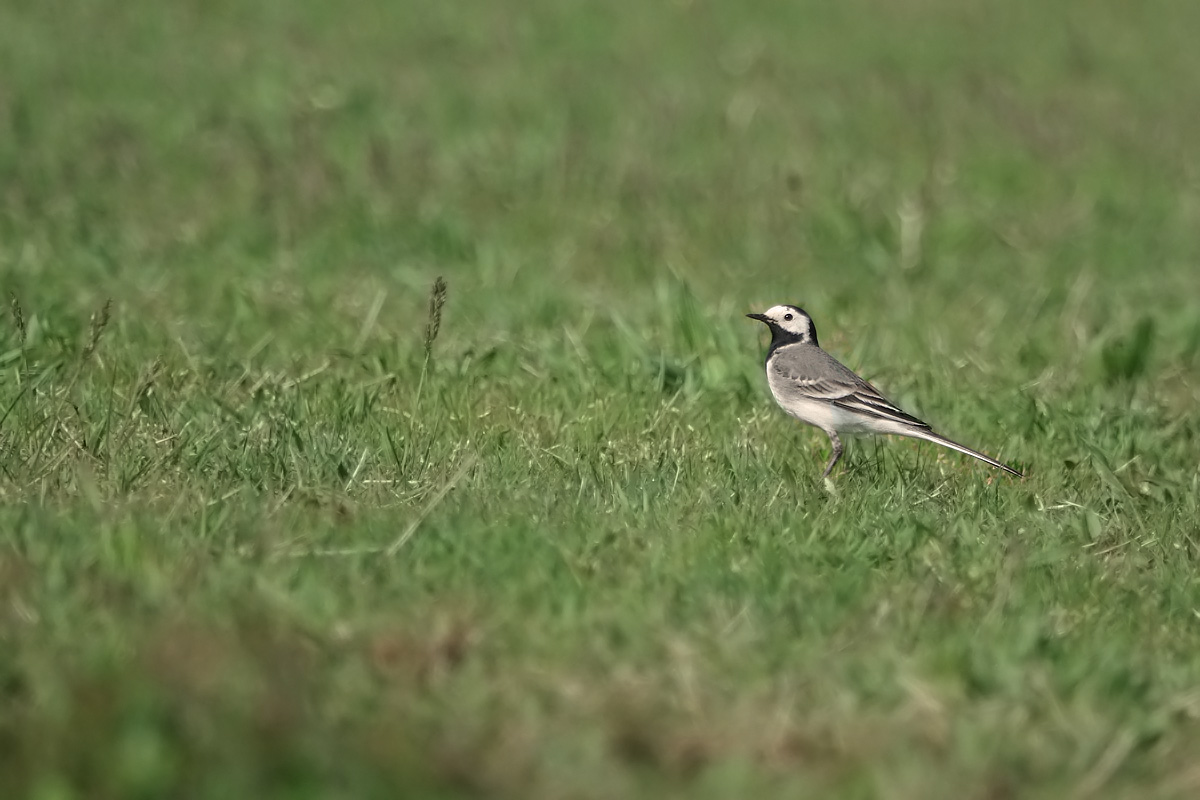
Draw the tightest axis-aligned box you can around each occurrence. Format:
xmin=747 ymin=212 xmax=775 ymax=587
xmin=907 ymin=429 xmax=1023 ymax=478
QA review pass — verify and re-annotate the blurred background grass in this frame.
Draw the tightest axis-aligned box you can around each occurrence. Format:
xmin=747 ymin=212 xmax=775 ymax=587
xmin=3 ymin=1 xmax=1200 ymax=798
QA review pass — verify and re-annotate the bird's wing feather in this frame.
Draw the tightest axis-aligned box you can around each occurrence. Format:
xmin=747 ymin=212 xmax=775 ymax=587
xmin=774 ymin=359 xmax=931 ymax=430
xmin=830 ymin=390 xmax=930 ymax=429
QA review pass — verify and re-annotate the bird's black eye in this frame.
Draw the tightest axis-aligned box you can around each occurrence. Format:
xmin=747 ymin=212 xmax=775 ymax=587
xmin=784 ymin=313 xmax=794 ymax=321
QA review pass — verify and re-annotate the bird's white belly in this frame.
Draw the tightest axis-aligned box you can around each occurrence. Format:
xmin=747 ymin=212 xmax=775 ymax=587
xmin=770 ymin=392 xmax=877 ymax=435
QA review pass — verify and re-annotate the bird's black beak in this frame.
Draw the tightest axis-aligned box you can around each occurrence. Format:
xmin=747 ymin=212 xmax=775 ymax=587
xmin=746 ymin=313 xmax=769 ymax=323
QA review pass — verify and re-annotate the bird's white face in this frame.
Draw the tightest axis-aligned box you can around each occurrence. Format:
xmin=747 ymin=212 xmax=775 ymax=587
xmin=760 ymin=305 xmax=812 ymax=336
xmin=748 ymin=304 xmax=817 ymax=345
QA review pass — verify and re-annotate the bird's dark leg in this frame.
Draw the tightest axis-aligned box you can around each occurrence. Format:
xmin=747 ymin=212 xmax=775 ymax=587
xmin=823 ymin=431 xmax=843 ymax=478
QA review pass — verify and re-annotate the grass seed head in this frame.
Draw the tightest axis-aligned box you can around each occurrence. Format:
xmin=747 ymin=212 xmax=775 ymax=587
xmin=9 ymin=292 xmax=26 ymax=342
xmin=81 ymin=299 xmax=112 ymax=363
xmin=424 ymin=276 xmax=447 ymax=361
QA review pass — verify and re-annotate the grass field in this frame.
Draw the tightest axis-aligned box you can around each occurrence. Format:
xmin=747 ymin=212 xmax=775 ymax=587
xmin=3 ymin=1 xmax=1200 ymax=797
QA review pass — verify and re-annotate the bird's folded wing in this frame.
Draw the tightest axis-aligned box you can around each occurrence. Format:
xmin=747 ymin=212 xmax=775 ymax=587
xmin=787 ymin=376 xmax=931 ymax=430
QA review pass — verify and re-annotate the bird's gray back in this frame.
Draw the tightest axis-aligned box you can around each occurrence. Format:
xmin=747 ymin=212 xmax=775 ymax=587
xmin=768 ymin=343 xmax=869 ymax=390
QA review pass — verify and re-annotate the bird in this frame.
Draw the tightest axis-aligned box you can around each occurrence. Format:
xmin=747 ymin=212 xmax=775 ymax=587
xmin=746 ymin=304 xmax=1023 ymax=479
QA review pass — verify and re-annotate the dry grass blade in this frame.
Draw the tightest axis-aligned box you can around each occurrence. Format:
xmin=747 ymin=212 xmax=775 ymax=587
xmin=387 ymin=452 xmax=478 ymax=556
xmin=270 ymin=452 xmax=479 ymax=559
xmin=1073 ymin=729 xmax=1137 ymax=798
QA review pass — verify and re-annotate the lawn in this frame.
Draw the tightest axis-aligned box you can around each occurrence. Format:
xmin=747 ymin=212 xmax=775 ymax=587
xmin=3 ymin=1 xmax=1200 ymax=797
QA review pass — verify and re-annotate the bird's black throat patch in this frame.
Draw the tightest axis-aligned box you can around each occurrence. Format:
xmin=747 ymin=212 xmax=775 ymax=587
xmin=763 ymin=314 xmax=819 ymax=361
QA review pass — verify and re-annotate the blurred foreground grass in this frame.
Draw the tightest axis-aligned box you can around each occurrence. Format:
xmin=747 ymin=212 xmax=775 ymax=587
xmin=3 ymin=1 xmax=1200 ymax=797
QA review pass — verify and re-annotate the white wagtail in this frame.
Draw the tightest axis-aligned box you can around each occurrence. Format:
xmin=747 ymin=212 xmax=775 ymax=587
xmin=747 ymin=304 xmax=1023 ymax=479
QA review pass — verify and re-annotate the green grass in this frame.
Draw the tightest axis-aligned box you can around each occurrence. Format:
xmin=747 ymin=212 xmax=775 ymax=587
xmin=3 ymin=0 xmax=1200 ymax=797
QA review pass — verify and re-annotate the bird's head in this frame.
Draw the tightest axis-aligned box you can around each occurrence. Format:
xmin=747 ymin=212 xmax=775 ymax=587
xmin=746 ymin=304 xmax=818 ymax=346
